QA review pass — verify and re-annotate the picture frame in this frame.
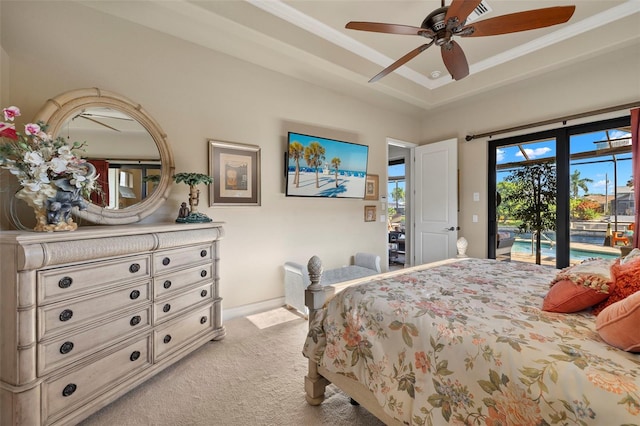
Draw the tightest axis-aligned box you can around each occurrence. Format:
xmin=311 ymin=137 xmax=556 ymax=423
xmin=208 ymin=140 xmax=261 ymax=206
xmin=364 ymin=205 xmax=376 ymax=222
xmin=364 ymin=174 xmax=379 ymax=200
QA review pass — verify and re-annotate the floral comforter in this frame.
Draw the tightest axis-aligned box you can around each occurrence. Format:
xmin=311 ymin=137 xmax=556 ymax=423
xmin=303 ymin=258 xmax=640 ymax=425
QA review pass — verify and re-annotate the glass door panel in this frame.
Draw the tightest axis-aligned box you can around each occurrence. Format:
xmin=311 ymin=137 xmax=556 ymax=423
xmin=569 ymin=128 xmax=632 ymax=262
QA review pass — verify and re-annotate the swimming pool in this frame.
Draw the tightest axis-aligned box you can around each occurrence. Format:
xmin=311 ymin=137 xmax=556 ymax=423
xmin=511 ymin=241 xmax=619 ymax=261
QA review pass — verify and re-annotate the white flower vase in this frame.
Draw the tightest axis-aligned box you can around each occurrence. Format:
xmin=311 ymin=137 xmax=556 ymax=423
xmin=456 ymin=237 xmax=469 ymax=258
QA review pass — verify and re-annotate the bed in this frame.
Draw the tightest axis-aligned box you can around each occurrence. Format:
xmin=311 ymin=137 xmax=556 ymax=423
xmin=302 ymin=256 xmax=640 ymax=425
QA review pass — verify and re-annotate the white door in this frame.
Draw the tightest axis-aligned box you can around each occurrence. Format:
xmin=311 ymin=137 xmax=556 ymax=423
xmin=412 ymin=138 xmax=458 ymax=265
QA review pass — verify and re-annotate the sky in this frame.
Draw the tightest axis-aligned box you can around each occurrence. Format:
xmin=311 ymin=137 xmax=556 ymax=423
xmin=496 ymin=129 xmax=633 ymax=196
xmin=287 ymin=132 xmax=368 ymax=172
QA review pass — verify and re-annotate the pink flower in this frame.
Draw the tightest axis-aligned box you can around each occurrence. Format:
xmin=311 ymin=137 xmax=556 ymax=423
xmin=24 ymin=123 xmax=41 ymax=136
xmin=3 ymin=106 xmax=20 ymax=121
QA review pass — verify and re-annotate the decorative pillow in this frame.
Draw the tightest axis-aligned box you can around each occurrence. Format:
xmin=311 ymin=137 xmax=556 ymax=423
xmin=596 ymin=290 xmax=640 ymax=352
xmin=592 ymin=256 xmax=640 ymax=315
xmin=621 ymin=247 xmax=640 ymax=265
xmin=542 ymin=258 xmax=616 ymax=313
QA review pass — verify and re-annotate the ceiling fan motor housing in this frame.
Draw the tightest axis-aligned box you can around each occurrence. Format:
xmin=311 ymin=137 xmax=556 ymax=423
xmin=422 ymin=6 xmax=461 ymax=46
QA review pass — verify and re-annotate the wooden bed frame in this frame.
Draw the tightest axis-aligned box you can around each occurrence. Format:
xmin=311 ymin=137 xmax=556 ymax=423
xmin=303 ymin=255 xmax=462 ymax=424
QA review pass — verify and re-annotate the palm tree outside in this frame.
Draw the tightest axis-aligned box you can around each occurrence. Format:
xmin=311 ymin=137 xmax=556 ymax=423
xmin=570 ymin=169 xmax=593 ymax=199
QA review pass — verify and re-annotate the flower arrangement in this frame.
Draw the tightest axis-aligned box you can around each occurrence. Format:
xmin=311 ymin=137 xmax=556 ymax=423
xmin=0 ymin=105 xmax=100 ymax=230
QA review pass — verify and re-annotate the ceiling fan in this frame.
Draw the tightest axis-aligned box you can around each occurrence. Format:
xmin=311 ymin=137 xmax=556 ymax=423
xmin=345 ymin=0 xmax=576 ymax=82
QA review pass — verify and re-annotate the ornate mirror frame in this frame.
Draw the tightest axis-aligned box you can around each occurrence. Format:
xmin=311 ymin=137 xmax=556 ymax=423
xmin=34 ymin=88 xmax=175 ymax=225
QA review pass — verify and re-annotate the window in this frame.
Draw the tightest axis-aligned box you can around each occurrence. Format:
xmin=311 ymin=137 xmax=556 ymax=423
xmin=489 ymin=116 xmax=632 ymax=268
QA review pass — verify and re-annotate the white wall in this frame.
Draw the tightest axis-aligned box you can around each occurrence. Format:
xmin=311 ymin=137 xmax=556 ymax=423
xmin=423 ymin=44 xmax=640 ymax=258
xmin=1 ymin=1 xmax=422 ymax=311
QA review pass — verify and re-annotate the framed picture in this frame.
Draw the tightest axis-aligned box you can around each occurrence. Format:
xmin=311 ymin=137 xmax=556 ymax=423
xmin=208 ymin=140 xmax=261 ymax=206
xmin=364 ymin=174 xmax=379 ymax=200
xmin=364 ymin=205 xmax=376 ymax=222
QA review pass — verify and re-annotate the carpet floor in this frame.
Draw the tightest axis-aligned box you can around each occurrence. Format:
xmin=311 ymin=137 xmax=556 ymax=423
xmin=79 ymin=308 xmax=385 ymax=426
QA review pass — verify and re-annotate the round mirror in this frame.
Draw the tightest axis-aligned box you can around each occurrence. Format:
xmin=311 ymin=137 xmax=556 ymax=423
xmin=34 ymin=88 xmax=175 ymax=225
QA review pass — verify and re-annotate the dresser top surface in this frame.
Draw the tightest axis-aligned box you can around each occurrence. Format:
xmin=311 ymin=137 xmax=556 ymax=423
xmin=0 ymin=222 xmax=225 ymax=244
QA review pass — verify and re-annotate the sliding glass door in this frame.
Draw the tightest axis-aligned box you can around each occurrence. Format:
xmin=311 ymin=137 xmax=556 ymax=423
xmin=489 ymin=116 xmax=632 ymax=268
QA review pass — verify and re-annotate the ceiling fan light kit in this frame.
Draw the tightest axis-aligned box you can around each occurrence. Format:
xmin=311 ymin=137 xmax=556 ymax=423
xmin=345 ymin=0 xmax=576 ymax=82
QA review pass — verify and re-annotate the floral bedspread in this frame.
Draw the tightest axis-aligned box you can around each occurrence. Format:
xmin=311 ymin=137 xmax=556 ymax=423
xmin=303 ymin=258 xmax=640 ymax=425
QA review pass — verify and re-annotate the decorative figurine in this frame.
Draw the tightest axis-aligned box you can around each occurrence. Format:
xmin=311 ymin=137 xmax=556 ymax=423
xmin=173 ymin=172 xmax=214 ymax=223
xmin=177 ymin=202 xmax=190 ymax=220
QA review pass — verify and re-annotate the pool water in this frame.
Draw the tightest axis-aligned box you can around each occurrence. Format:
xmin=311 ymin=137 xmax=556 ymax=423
xmin=511 ymin=241 xmax=619 ymax=261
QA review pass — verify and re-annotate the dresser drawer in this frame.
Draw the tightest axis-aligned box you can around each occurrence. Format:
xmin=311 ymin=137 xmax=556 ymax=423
xmin=38 ymin=306 xmax=151 ymax=375
xmin=154 ymin=263 xmax=213 ymax=298
xmin=153 ymin=244 xmax=213 ymax=274
xmin=39 ymin=281 xmax=151 ymax=339
xmin=38 ymin=255 xmax=151 ymax=303
xmin=154 ymin=282 xmax=213 ymax=324
xmin=154 ymin=304 xmax=214 ymax=361
xmin=43 ymin=333 xmax=152 ymax=422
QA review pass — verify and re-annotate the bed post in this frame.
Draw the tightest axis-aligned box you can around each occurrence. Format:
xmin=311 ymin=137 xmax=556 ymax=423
xmin=304 ymin=255 xmax=329 ymax=405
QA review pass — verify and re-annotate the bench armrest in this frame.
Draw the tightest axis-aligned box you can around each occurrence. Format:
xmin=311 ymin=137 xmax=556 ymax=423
xmin=354 ymin=252 xmax=381 ymax=273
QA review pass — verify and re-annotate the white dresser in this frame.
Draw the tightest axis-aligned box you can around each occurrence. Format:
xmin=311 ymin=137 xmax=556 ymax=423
xmin=0 ymin=222 xmax=225 ymax=425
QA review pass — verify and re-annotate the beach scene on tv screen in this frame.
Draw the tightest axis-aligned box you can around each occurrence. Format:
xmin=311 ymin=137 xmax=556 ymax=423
xmin=287 ymin=133 xmax=368 ymax=198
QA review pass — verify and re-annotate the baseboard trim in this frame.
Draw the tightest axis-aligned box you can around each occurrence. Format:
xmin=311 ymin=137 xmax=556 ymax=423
xmin=223 ymin=297 xmax=286 ymax=321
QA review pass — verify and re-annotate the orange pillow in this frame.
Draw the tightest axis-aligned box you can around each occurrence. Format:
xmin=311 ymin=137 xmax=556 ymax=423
xmin=592 ymin=257 xmax=640 ymax=315
xmin=542 ymin=279 xmax=611 ymax=313
xmin=542 ymin=258 xmax=615 ymax=313
xmin=596 ymin=290 xmax=640 ymax=352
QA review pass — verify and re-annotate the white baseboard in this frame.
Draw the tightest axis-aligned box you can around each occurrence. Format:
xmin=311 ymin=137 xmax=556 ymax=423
xmin=223 ymin=297 xmax=286 ymax=321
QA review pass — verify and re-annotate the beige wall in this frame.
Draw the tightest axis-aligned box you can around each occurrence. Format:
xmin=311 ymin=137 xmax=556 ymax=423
xmin=422 ymin=45 xmax=640 ymax=258
xmin=1 ymin=1 xmax=421 ymax=311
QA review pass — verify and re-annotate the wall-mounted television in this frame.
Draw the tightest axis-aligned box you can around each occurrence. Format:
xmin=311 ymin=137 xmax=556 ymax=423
xmin=285 ymin=132 xmax=369 ymax=198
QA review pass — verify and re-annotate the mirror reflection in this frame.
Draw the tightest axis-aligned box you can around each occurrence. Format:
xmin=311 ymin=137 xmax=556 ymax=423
xmin=60 ymin=107 xmax=161 ymax=210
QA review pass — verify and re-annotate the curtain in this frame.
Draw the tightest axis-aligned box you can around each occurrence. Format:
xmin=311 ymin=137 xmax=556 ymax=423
xmin=632 ymin=108 xmax=639 ymax=248
xmin=88 ymin=159 xmax=110 ymax=206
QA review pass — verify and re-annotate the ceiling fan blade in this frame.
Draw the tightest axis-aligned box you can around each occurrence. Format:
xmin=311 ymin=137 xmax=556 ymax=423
xmin=445 ymin=0 xmax=483 ymax=24
xmin=441 ymin=40 xmax=469 ymax=80
xmin=369 ymin=43 xmax=433 ymax=83
xmin=460 ymin=6 xmax=576 ymax=37
xmin=79 ymin=115 xmax=121 ymax=132
xmin=346 ymin=21 xmax=433 ymax=37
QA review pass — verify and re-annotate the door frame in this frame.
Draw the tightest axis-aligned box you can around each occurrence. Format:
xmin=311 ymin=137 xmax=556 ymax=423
xmin=387 ymin=137 xmax=417 ymax=267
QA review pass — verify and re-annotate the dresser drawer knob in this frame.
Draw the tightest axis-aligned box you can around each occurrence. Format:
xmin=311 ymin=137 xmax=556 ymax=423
xmin=129 ymin=263 xmax=140 ymax=273
xmin=130 ymin=351 xmax=141 ymax=362
xmin=62 ymin=383 xmax=77 ymax=397
xmin=59 ymin=341 xmax=74 ymax=355
xmin=200 ymin=250 xmax=208 ymax=257
xmin=200 ymin=270 xmax=207 ymax=278
xmin=162 ymin=257 xmax=171 ymax=266
xmin=58 ymin=276 xmax=73 ymax=289
xmin=162 ymin=304 xmax=171 ymax=313
xmin=163 ymin=335 xmax=172 ymax=344
xmin=130 ymin=315 xmax=141 ymax=326
xmin=130 ymin=290 xmax=141 ymax=300
xmin=200 ymin=316 xmax=208 ymax=324
xmin=200 ymin=289 xmax=208 ymax=298
xmin=163 ymin=280 xmax=172 ymax=289
xmin=59 ymin=309 xmax=73 ymax=322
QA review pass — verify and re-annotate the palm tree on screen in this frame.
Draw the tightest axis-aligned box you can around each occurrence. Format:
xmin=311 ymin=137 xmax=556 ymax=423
xmin=331 ymin=157 xmax=341 ymax=187
xmin=289 ymin=141 xmax=304 ymax=187
xmin=304 ymin=142 xmax=326 ymax=188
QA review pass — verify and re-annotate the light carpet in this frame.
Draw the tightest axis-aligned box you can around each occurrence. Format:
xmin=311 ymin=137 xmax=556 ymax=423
xmin=247 ymin=307 xmax=302 ymax=329
xmin=79 ymin=308 xmax=385 ymax=426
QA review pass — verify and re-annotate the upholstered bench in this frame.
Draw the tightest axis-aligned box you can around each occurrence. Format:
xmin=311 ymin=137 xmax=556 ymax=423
xmin=284 ymin=252 xmax=381 ymax=316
